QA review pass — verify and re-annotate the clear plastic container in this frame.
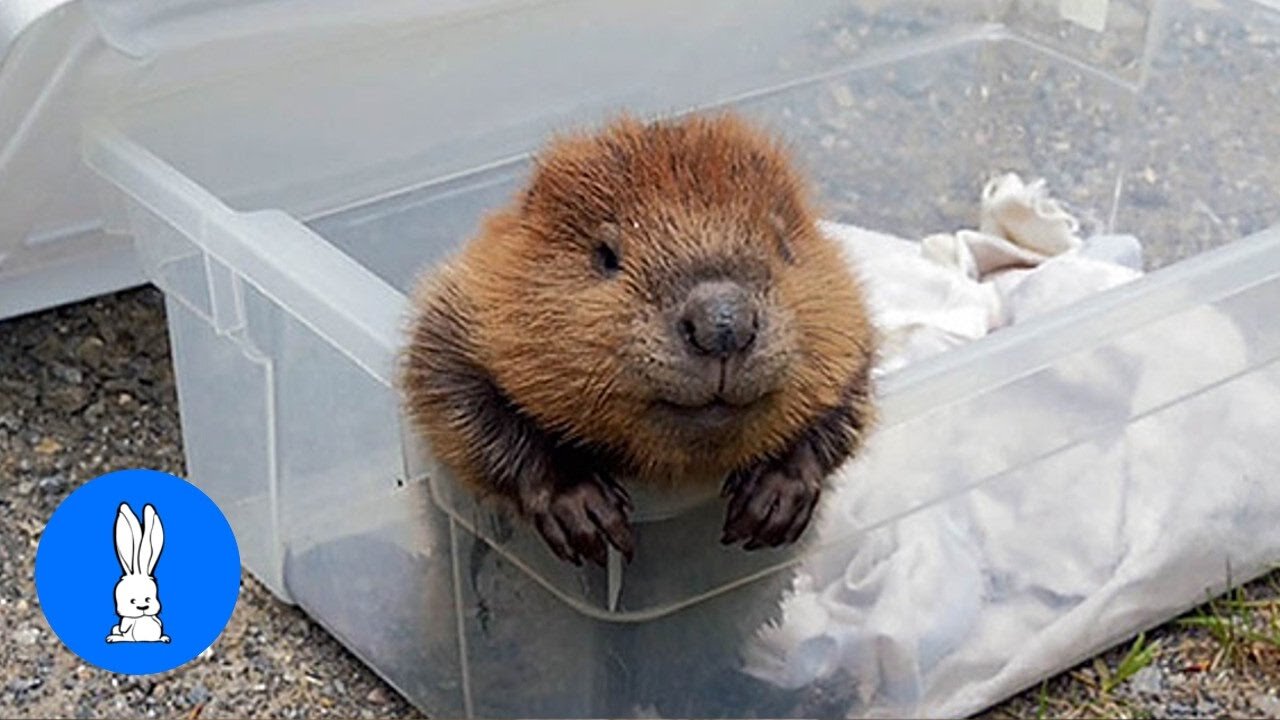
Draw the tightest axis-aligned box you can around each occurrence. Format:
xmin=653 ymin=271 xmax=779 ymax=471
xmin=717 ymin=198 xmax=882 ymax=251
xmin=0 ymin=0 xmax=145 ymax=319
xmin=81 ymin=0 xmax=1280 ymax=716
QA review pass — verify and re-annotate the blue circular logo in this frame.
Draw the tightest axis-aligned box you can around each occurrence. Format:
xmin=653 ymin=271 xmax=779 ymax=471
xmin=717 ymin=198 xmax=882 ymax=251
xmin=35 ymin=469 xmax=241 ymax=675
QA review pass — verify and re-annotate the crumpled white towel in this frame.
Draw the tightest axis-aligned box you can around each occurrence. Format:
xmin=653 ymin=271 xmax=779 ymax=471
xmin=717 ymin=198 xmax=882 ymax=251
xmin=820 ymin=173 xmax=1144 ymax=376
xmin=738 ymin=175 xmax=1280 ymax=719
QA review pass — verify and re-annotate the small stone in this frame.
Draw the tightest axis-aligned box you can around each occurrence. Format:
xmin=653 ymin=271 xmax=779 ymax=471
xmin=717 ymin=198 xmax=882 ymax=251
xmin=7 ymin=676 xmax=42 ymax=694
xmin=37 ymin=474 xmax=66 ymax=493
xmin=126 ymin=357 xmax=154 ymax=379
xmin=75 ymin=337 xmax=107 ymax=368
xmin=50 ymin=362 xmax=83 ymax=385
xmin=187 ymin=683 xmax=210 ymax=705
xmin=45 ymin=385 xmax=88 ymax=414
xmin=1 ymin=378 xmax=37 ymax=401
xmin=15 ymin=626 xmax=41 ymax=646
xmin=102 ymin=379 xmax=136 ymax=395
xmin=1252 ymin=693 xmax=1280 ymax=717
xmin=31 ymin=334 xmax=62 ymax=363
xmin=365 ymin=686 xmax=389 ymax=704
xmin=1128 ymin=664 xmax=1162 ymax=696
xmin=83 ymin=400 xmax=107 ymax=423
xmin=33 ymin=437 xmax=63 ymax=455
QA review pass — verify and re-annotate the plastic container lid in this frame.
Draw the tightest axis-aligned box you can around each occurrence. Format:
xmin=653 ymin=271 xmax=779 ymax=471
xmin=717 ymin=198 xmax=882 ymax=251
xmin=0 ymin=0 xmax=504 ymax=319
xmin=0 ymin=0 xmax=135 ymax=319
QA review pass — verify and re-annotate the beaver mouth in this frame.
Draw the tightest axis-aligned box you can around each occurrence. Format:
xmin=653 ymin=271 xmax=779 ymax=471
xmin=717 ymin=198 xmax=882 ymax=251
xmin=653 ymin=396 xmax=759 ymax=426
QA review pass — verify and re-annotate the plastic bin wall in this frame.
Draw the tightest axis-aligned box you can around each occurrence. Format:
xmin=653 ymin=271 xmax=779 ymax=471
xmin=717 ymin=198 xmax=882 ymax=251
xmin=80 ymin=0 xmax=1280 ymax=716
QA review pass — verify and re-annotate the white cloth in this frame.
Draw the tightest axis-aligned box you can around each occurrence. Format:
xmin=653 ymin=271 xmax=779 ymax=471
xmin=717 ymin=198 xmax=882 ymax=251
xmin=738 ymin=176 xmax=1280 ymax=718
xmin=819 ymin=173 xmax=1143 ymax=376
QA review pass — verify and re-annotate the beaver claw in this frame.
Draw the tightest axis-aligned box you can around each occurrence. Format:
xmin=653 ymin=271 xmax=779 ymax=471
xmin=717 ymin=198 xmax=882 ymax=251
xmin=523 ymin=473 xmax=634 ymax=567
xmin=720 ymin=442 xmax=822 ymax=550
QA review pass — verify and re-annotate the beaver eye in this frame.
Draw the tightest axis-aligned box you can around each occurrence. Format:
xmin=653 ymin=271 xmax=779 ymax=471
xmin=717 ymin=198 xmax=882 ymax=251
xmin=594 ymin=243 xmax=622 ymax=276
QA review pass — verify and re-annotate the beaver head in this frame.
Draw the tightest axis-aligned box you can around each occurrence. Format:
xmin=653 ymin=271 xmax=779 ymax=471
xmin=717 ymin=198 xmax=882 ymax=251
xmin=456 ymin=113 xmax=874 ymax=483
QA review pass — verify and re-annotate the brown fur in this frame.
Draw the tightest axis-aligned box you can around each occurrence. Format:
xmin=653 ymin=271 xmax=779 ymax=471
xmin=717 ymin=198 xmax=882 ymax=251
xmin=401 ymin=112 xmax=876 ymax=563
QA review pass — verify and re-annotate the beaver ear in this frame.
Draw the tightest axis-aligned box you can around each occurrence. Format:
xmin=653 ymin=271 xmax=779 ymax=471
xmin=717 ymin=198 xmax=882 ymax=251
xmin=598 ymin=221 xmax=621 ymax=244
xmin=593 ymin=222 xmax=623 ymax=276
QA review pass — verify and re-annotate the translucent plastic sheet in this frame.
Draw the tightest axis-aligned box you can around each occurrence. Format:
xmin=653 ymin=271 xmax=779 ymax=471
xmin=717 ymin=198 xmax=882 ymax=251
xmin=742 ymin=287 xmax=1280 ymax=718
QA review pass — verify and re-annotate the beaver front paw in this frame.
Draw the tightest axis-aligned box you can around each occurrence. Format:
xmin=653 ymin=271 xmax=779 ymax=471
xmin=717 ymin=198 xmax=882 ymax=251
xmin=720 ymin=442 xmax=822 ymax=550
xmin=521 ymin=473 xmax=634 ymax=567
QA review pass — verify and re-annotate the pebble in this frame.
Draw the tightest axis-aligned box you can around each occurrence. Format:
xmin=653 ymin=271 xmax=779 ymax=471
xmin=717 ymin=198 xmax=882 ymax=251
xmin=1 ymin=378 xmax=37 ymax=401
xmin=44 ymin=385 xmax=88 ymax=414
xmin=31 ymin=334 xmax=62 ymax=363
xmin=15 ymin=626 xmax=41 ymax=646
xmin=1251 ymin=693 xmax=1280 ymax=716
xmin=83 ymin=400 xmax=107 ymax=423
xmin=37 ymin=474 xmax=66 ymax=493
xmin=75 ymin=336 xmax=106 ymax=368
xmin=126 ymin=356 xmax=154 ymax=379
xmin=188 ymin=683 xmax=211 ymax=705
xmin=7 ymin=677 xmax=42 ymax=694
xmin=1129 ymin=665 xmax=1163 ymax=696
xmin=49 ymin=362 xmax=83 ymax=385
xmin=366 ymin=686 xmax=390 ymax=704
xmin=33 ymin=437 xmax=63 ymax=455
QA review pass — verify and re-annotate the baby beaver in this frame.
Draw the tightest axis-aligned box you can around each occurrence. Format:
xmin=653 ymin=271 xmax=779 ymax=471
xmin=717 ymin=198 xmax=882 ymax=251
xmin=402 ymin=113 xmax=875 ymax=567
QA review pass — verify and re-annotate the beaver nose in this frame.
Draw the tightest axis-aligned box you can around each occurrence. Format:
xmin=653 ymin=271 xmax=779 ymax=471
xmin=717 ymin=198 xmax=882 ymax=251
xmin=678 ymin=281 xmax=758 ymax=358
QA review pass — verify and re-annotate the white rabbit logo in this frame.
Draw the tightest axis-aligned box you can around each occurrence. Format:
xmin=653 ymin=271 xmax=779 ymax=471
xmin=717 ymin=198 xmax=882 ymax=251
xmin=105 ymin=503 xmax=171 ymax=643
